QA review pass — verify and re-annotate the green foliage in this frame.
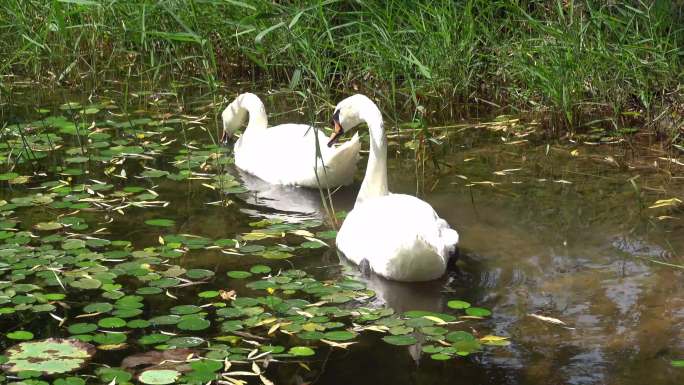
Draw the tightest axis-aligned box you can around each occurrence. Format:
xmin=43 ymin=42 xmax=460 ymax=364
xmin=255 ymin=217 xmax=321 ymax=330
xmin=1 ymin=0 xmax=681 ymax=128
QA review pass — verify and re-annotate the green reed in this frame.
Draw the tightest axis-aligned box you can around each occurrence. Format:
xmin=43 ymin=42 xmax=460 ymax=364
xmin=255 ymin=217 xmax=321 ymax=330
xmin=0 ymin=0 xmax=681 ymax=133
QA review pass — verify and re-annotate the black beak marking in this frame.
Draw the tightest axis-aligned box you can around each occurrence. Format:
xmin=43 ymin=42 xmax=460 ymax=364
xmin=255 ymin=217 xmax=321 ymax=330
xmin=327 ymin=110 xmax=344 ymax=148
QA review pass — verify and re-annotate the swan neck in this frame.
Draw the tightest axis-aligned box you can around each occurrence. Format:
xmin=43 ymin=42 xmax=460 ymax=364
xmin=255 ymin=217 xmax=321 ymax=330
xmin=356 ymin=112 xmax=388 ymax=206
xmin=242 ymin=98 xmax=267 ymax=132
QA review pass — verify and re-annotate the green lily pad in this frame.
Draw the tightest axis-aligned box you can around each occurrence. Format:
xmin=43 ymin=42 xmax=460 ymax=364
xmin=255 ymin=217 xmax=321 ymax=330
xmin=170 ymin=305 xmax=200 ymax=315
xmin=67 ymin=323 xmax=98 ymax=335
xmin=138 ymin=369 xmax=181 ymax=385
xmin=177 ymin=317 xmax=210 ymax=331
xmin=465 ymin=307 xmax=491 ymax=317
xmin=1 ymin=338 xmax=95 ymax=375
xmin=249 ymin=265 xmax=272 ymax=274
xmin=144 ymin=219 xmax=175 ymax=227
xmin=185 ymin=269 xmax=214 ymax=279
xmin=447 ymin=300 xmax=471 ymax=310
xmin=288 ymin=346 xmax=315 ymax=357
xmin=323 ymin=331 xmax=356 ymax=341
xmin=226 ymin=271 xmax=252 ymax=279
xmin=83 ymin=302 xmax=113 ymax=314
xmin=97 ymin=317 xmax=126 ymax=328
xmin=382 ymin=334 xmax=417 ymax=346
xmin=7 ymin=331 xmax=34 ymax=340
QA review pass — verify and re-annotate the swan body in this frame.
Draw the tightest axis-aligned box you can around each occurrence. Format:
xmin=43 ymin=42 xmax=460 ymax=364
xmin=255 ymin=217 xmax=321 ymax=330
xmin=329 ymin=94 xmax=459 ymax=282
xmin=222 ymin=93 xmax=360 ymax=188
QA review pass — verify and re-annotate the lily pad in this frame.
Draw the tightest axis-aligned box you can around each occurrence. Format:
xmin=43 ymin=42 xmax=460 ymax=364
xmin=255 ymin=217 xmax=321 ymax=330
xmin=1 ymin=338 xmax=95 ymax=375
xmin=226 ymin=271 xmax=252 ymax=279
xmin=144 ymin=219 xmax=175 ymax=227
xmin=382 ymin=334 xmax=417 ymax=346
xmin=34 ymin=222 xmax=63 ymax=231
xmin=465 ymin=307 xmax=491 ymax=317
xmin=288 ymin=346 xmax=315 ymax=357
xmin=447 ymin=300 xmax=471 ymax=310
xmin=7 ymin=331 xmax=34 ymax=340
xmin=138 ymin=369 xmax=181 ymax=385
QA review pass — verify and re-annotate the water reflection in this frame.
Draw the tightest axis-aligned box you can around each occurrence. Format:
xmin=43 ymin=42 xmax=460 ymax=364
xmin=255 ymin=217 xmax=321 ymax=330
xmin=235 ymin=168 xmax=326 ymax=222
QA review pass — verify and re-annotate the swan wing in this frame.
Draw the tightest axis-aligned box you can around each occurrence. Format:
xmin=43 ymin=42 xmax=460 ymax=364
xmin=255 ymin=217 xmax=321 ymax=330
xmin=336 ymin=194 xmax=459 ymax=281
xmin=235 ymin=124 xmax=359 ymax=187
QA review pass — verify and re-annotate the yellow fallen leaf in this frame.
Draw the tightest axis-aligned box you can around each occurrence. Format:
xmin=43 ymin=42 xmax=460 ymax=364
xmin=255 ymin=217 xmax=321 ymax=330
xmin=649 ymin=198 xmax=682 ymax=209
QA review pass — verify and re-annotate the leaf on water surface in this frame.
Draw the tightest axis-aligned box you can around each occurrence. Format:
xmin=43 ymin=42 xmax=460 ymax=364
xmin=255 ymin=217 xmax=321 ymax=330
xmin=1 ymin=338 xmax=95 ymax=375
xmin=144 ymin=219 xmax=175 ymax=227
xmin=447 ymin=300 xmax=471 ymax=310
xmin=7 ymin=331 xmax=34 ymax=340
xmin=672 ymin=360 xmax=684 ymax=368
xmin=138 ymin=369 xmax=181 ymax=385
xmin=227 ymin=271 xmax=252 ymax=279
xmin=249 ymin=264 xmax=271 ymax=274
xmin=464 ymin=307 xmax=491 ymax=317
xmin=528 ymin=313 xmax=571 ymax=328
xmin=177 ymin=317 xmax=211 ymax=331
xmin=382 ymin=334 xmax=417 ymax=346
xmin=648 ymin=198 xmax=682 ymax=209
xmin=288 ymin=346 xmax=315 ymax=357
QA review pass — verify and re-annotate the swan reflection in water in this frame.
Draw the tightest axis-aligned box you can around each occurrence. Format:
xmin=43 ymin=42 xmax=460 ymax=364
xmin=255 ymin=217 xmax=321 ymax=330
xmin=235 ymin=169 xmax=328 ymax=223
xmin=336 ymin=250 xmax=453 ymax=364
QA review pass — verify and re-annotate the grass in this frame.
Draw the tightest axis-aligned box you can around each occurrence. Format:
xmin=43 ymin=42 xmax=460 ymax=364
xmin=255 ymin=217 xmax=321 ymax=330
xmin=0 ymin=0 xmax=682 ymax=135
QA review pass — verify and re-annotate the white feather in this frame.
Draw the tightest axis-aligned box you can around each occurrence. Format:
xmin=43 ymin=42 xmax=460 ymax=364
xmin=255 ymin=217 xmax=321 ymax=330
xmin=222 ymin=93 xmax=361 ymax=188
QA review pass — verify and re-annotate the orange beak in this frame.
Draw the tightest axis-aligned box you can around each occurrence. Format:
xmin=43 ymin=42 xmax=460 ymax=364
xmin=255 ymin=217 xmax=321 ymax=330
xmin=327 ymin=120 xmax=344 ymax=147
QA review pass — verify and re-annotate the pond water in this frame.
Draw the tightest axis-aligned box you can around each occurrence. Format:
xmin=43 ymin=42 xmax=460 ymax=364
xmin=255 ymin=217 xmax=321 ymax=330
xmin=0 ymin=83 xmax=682 ymax=385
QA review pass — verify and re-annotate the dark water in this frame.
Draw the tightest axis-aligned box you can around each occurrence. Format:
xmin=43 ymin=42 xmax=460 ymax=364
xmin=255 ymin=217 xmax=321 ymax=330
xmin=2 ymin=84 xmax=683 ymax=385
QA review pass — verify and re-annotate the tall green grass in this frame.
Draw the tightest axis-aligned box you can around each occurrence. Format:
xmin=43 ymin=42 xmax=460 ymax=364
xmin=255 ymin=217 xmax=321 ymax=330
xmin=1 ymin=0 xmax=682 ymax=132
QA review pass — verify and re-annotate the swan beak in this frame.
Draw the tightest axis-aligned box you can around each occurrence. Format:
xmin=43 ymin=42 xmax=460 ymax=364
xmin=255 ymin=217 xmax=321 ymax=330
xmin=327 ymin=121 xmax=344 ymax=147
xmin=220 ymin=131 xmax=232 ymax=146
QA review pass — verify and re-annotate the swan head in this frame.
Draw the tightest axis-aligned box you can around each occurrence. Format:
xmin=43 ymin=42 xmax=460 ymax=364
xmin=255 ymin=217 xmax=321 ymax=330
xmin=221 ymin=93 xmax=266 ymax=143
xmin=327 ymin=94 xmax=379 ymax=147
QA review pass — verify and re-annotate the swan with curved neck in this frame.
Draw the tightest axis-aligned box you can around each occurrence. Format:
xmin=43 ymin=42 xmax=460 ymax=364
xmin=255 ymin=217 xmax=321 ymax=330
xmin=221 ymin=93 xmax=360 ymax=188
xmin=328 ymin=94 xmax=459 ymax=282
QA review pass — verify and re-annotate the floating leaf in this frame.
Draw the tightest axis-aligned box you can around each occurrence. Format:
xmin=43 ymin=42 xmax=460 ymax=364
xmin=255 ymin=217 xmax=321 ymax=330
xmin=186 ymin=269 xmax=214 ymax=279
xmin=170 ymin=305 xmax=200 ymax=315
xmin=97 ymin=317 xmax=126 ymax=328
xmin=672 ymin=360 xmax=684 ymax=368
xmin=1 ymin=338 xmax=95 ymax=375
xmin=382 ymin=335 xmax=417 ymax=346
xmin=177 ymin=317 xmax=210 ymax=331
xmin=138 ymin=369 xmax=181 ymax=385
xmin=227 ymin=271 xmax=252 ymax=279
xmin=67 ymin=323 xmax=98 ymax=334
xmin=34 ymin=222 xmax=63 ymax=231
xmin=447 ymin=300 xmax=471 ymax=310
xmin=288 ymin=346 xmax=315 ymax=357
xmin=250 ymin=265 xmax=272 ymax=274
xmin=465 ymin=307 xmax=491 ymax=317
xmin=323 ymin=331 xmax=356 ymax=341
xmin=7 ymin=331 xmax=34 ymax=340
xmin=144 ymin=219 xmax=175 ymax=227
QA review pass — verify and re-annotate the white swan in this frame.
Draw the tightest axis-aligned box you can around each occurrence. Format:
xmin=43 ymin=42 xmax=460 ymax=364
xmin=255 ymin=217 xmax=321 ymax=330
xmin=221 ymin=93 xmax=360 ymax=188
xmin=327 ymin=94 xmax=459 ymax=282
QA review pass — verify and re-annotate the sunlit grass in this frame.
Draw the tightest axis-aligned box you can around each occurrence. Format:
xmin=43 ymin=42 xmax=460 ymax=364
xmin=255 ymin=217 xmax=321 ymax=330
xmin=0 ymin=0 xmax=681 ymax=133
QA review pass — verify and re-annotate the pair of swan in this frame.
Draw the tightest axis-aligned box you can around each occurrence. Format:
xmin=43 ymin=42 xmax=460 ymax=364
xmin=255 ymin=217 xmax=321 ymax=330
xmin=222 ymin=93 xmax=459 ymax=282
